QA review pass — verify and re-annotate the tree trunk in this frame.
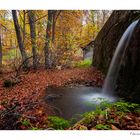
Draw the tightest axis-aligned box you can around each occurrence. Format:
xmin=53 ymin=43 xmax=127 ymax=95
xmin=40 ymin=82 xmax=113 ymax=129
xmin=52 ymin=11 xmax=56 ymax=43
xmin=52 ymin=10 xmax=61 ymax=43
xmin=12 ymin=10 xmax=29 ymax=68
xmin=44 ymin=10 xmax=53 ymax=69
xmin=28 ymin=10 xmax=38 ymax=69
xmin=23 ymin=10 xmax=26 ymax=44
xmin=93 ymin=10 xmax=140 ymax=102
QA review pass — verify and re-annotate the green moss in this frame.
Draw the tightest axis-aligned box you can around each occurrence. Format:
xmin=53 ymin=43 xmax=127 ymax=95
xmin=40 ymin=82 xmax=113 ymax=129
xmin=113 ymin=101 xmax=139 ymax=113
xmin=47 ymin=116 xmax=70 ymax=130
xmin=21 ymin=119 xmax=31 ymax=127
xmin=75 ymin=59 xmax=92 ymax=68
xmin=73 ymin=100 xmax=140 ymax=130
xmin=95 ymin=124 xmax=111 ymax=130
xmin=82 ymin=111 xmax=95 ymax=124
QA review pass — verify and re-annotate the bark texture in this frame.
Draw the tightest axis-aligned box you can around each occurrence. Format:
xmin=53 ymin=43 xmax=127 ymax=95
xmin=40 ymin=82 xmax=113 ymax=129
xmin=93 ymin=10 xmax=140 ymax=73
xmin=44 ymin=10 xmax=53 ymax=69
xmin=117 ymin=21 xmax=140 ymax=103
xmin=28 ymin=10 xmax=38 ymax=69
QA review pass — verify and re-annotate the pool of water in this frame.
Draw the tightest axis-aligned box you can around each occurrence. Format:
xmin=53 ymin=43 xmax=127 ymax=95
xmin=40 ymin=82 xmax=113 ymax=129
xmin=45 ymin=86 xmax=117 ymax=120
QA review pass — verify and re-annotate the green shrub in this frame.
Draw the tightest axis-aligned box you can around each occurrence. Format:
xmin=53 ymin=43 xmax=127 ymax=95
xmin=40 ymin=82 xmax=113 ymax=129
xmin=135 ymin=108 xmax=140 ymax=114
xmin=113 ymin=101 xmax=139 ymax=112
xmin=95 ymin=124 xmax=111 ymax=130
xmin=47 ymin=116 xmax=70 ymax=130
xmin=88 ymin=98 xmax=139 ymax=113
xmin=69 ymin=117 xmax=78 ymax=125
xmin=107 ymin=119 xmax=116 ymax=124
xmin=72 ymin=100 xmax=140 ymax=130
xmin=82 ymin=111 xmax=95 ymax=124
xmin=75 ymin=59 xmax=92 ymax=68
xmin=21 ymin=119 xmax=31 ymax=127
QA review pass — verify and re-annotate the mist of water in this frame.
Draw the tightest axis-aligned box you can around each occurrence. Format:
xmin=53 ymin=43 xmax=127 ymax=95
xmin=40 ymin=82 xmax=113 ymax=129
xmin=102 ymin=20 xmax=139 ymax=95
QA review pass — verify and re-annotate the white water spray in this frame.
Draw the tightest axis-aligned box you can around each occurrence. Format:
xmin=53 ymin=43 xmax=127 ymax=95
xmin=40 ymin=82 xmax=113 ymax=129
xmin=102 ymin=20 xmax=139 ymax=95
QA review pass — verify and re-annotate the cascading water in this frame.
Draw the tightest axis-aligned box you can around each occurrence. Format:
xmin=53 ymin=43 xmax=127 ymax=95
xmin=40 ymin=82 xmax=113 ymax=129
xmin=45 ymin=20 xmax=139 ymax=120
xmin=102 ymin=20 xmax=139 ymax=95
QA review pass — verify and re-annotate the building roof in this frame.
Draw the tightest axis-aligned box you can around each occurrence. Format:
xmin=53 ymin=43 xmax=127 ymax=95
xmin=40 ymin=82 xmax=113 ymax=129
xmin=80 ymin=40 xmax=94 ymax=50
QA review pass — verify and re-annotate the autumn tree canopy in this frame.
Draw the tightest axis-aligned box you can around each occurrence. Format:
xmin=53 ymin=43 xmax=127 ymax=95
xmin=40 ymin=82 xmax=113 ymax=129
xmin=0 ymin=10 xmax=111 ymax=71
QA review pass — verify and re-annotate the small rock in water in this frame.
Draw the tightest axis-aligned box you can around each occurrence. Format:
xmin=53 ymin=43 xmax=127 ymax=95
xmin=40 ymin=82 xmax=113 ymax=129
xmin=46 ymin=94 xmax=62 ymax=101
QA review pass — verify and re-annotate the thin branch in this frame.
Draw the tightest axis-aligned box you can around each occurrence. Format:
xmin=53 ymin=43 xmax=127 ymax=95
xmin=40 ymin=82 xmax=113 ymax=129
xmin=54 ymin=10 xmax=61 ymax=23
xmin=15 ymin=55 xmax=33 ymax=77
xmin=26 ymin=13 xmax=48 ymax=24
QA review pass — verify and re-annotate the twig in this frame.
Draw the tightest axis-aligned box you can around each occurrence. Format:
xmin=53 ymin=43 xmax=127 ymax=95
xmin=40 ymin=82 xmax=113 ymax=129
xmin=15 ymin=55 xmax=33 ymax=77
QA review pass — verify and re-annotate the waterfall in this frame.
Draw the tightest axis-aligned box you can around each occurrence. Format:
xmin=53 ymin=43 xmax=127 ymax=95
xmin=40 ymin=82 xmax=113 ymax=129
xmin=102 ymin=20 xmax=139 ymax=95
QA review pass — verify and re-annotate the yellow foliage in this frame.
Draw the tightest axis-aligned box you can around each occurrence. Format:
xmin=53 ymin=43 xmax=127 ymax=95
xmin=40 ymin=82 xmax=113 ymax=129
xmin=0 ymin=10 xmax=110 ymax=67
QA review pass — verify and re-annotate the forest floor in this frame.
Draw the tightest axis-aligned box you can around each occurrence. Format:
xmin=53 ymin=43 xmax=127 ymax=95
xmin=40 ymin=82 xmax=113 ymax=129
xmin=0 ymin=67 xmax=104 ymax=129
xmin=0 ymin=67 xmax=140 ymax=130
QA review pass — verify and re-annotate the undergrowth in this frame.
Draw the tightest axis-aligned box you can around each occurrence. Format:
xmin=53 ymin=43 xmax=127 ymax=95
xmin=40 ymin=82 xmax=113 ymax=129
xmin=45 ymin=100 xmax=140 ymax=130
xmin=47 ymin=116 xmax=70 ymax=130
xmin=77 ymin=99 xmax=140 ymax=130
xmin=74 ymin=59 xmax=92 ymax=68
